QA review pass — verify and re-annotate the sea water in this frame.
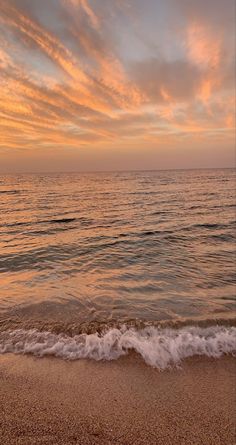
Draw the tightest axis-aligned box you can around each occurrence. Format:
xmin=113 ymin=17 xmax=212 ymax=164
xmin=0 ymin=169 xmax=235 ymax=367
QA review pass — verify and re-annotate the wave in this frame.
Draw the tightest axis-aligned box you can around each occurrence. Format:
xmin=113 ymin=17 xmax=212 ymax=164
xmin=50 ymin=217 xmax=77 ymax=224
xmin=0 ymin=190 xmax=21 ymax=194
xmin=0 ymin=325 xmax=235 ymax=369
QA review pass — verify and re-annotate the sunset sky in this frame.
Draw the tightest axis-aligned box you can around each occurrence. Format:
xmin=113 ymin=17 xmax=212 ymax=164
xmin=0 ymin=0 xmax=235 ymax=172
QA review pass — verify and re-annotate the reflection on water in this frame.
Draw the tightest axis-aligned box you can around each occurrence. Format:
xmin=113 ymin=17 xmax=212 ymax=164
xmin=0 ymin=169 xmax=235 ymax=329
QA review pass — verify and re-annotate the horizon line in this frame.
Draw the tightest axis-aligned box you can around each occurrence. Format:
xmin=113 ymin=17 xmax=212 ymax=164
xmin=0 ymin=166 xmax=235 ymax=175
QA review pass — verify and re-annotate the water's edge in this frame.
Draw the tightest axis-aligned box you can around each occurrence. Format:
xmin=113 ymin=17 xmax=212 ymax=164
xmin=1 ymin=323 xmax=235 ymax=369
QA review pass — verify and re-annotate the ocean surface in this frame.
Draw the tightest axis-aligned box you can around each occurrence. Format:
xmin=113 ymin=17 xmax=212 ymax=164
xmin=0 ymin=169 xmax=236 ymax=367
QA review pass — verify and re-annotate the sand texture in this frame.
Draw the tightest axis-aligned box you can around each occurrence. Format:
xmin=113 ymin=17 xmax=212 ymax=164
xmin=0 ymin=354 xmax=235 ymax=445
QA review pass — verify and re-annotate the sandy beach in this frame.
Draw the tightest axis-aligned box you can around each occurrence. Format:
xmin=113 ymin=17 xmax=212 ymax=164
xmin=0 ymin=354 xmax=235 ymax=445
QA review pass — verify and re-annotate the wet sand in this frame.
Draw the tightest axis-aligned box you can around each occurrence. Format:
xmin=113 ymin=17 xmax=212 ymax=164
xmin=0 ymin=354 xmax=235 ymax=445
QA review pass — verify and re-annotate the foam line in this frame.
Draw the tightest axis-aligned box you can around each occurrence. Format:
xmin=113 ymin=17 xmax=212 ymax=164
xmin=0 ymin=325 xmax=235 ymax=369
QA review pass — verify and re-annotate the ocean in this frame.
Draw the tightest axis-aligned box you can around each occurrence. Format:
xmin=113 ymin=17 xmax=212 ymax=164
xmin=0 ymin=168 xmax=235 ymax=368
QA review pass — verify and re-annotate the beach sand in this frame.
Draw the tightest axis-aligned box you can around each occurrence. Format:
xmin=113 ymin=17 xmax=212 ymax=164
xmin=0 ymin=354 xmax=235 ymax=445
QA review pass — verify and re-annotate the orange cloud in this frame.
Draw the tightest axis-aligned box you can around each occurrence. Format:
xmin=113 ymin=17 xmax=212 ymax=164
xmin=0 ymin=1 xmax=89 ymax=84
xmin=198 ymin=78 xmax=214 ymax=104
xmin=0 ymin=0 xmax=234 ymax=168
xmin=66 ymin=0 xmax=100 ymax=29
xmin=185 ymin=22 xmax=225 ymax=105
xmin=0 ymin=48 xmax=12 ymax=68
xmin=186 ymin=22 xmax=222 ymax=69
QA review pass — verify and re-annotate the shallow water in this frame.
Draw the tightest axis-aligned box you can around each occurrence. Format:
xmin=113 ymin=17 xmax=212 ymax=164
xmin=0 ymin=169 xmax=235 ymax=332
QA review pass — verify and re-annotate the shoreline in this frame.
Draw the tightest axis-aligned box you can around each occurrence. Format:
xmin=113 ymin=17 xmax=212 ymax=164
xmin=0 ymin=353 xmax=235 ymax=444
xmin=1 ymin=324 xmax=235 ymax=368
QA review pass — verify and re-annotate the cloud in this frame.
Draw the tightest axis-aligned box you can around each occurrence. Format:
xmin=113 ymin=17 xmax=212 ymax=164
xmin=67 ymin=0 xmax=100 ymax=29
xmin=130 ymin=58 xmax=201 ymax=103
xmin=186 ymin=22 xmax=222 ymax=69
xmin=0 ymin=0 xmax=234 ymax=170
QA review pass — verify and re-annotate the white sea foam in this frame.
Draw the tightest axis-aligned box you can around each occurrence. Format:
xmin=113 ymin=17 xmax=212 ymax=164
xmin=0 ymin=325 xmax=235 ymax=369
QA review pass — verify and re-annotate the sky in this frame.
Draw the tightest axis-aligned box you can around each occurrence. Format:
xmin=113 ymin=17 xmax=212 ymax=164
xmin=0 ymin=0 xmax=235 ymax=172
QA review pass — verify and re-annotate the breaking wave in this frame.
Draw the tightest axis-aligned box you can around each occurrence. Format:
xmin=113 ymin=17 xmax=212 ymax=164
xmin=0 ymin=325 xmax=235 ymax=369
